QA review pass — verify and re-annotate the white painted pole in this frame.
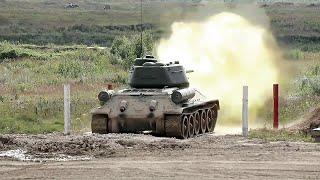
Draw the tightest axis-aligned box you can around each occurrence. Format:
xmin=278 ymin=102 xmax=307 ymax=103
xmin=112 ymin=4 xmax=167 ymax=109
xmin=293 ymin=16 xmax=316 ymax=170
xmin=242 ymin=86 xmax=248 ymax=137
xmin=64 ymin=84 xmax=71 ymax=135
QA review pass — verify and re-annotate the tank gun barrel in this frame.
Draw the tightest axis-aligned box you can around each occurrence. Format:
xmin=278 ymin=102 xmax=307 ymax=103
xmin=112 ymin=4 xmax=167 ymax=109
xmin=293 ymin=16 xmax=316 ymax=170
xmin=186 ymin=70 xmax=194 ymax=73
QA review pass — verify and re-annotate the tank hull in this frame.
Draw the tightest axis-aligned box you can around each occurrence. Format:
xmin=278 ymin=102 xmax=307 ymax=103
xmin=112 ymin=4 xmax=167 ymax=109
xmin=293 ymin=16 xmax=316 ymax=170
xmin=91 ymin=89 xmax=219 ymax=139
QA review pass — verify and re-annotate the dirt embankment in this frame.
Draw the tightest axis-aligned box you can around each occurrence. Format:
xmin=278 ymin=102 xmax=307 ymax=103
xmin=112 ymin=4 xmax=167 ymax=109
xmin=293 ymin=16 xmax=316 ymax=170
xmin=0 ymin=133 xmax=190 ymax=160
xmin=0 ymin=133 xmax=319 ymax=161
xmin=289 ymin=106 xmax=320 ymax=133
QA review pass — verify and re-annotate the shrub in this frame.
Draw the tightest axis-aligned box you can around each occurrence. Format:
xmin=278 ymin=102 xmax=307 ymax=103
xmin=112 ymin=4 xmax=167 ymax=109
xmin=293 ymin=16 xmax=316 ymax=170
xmin=296 ymin=63 xmax=320 ymax=96
xmin=0 ymin=49 xmax=19 ymax=60
xmin=57 ymin=59 xmax=83 ymax=78
xmin=110 ymin=36 xmax=135 ymax=68
xmin=110 ymin=32 xmax=155 ymax=69
xmin=132 ymin=32 xmax=154 ymax=58
xmin=0 ymin=42 xmax=131 ymax=134
xmin=0 ymin=41 xmax=52 ymax=61
xmin=284 ymin=49 xmax=304 ymax=60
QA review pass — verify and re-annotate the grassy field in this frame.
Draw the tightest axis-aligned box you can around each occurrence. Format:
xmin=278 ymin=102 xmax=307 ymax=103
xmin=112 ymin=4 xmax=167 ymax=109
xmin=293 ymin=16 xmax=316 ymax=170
xmin=1 ymin=0 xmax=320 ymax=49
xmin=1 ymin=0 xmax=320 ymax=134
xmin=0 ymin=41 xmax=128 ymax=133
xmin=249 ymin=128 xmax=313 ymax=142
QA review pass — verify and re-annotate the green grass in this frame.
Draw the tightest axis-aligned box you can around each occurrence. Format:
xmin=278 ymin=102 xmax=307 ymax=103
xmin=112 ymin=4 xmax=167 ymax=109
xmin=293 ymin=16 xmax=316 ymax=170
xmin=249 ymin=129 xmax=313 ymax=142
xmin=256 ymin=55 xmax=320 ymax=127
xmin=0 ymin=41 xmax=129 ymax=134
xmin=1 ymin=0 xmax=320 ymax=49
xmin=295 ymin=63 xmax=320 ymax=96
xmin=1 ymin=0 xmax=320 ymax=134
xmin=284 ymin=49 xmax=305 ymax=60
xmin=0 ymin=32 xmax=156 ymax=134
xmin=0 ymin=41 xmax=128 ymax=89
xmin=0 ymin=92 xmax=98 ymax=134
xmin=0 ymin=0 xmax=175 ymax=45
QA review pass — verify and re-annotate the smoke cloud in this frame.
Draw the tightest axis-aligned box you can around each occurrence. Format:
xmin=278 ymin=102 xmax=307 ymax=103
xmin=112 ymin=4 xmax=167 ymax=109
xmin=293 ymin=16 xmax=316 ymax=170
xmin=157 ymin=12 xmax=280 ymax=126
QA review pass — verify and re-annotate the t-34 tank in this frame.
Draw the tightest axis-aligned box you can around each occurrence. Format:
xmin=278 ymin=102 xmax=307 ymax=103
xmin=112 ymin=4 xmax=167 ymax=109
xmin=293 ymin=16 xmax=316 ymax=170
xmin=91 ymin=56 xmax=219 ymax=139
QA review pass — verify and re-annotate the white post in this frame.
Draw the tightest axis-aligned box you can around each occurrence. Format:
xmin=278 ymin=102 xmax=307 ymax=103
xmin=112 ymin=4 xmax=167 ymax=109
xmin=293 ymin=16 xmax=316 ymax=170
xmin=242 ymin=86 xmax=248 ymax=137
xmin=64 ymin=84 xmax=71 ymax=135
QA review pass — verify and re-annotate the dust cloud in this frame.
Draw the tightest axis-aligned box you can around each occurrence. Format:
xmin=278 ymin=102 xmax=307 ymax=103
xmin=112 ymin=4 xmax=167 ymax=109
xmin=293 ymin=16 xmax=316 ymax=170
xmin=157 ymin=12 xmax=280 ymax=127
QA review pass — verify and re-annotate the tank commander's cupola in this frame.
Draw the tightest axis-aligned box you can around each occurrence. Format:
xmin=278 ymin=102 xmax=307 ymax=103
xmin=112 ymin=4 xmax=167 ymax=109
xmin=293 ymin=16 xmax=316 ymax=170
xmin=134 ymin=55 xmax=157 ymax=66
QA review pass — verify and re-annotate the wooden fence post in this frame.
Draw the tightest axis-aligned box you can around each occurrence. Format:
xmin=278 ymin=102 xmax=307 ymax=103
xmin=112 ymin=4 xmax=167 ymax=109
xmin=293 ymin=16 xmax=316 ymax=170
xmin=242 ymin=86 xmax=248 ymax=137
xmin=64 ymin=84 xmax=71 ymax=135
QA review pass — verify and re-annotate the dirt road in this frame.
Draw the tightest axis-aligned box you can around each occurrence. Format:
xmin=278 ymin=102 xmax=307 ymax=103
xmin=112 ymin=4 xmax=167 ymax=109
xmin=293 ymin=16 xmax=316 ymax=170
xmin=0 ymin=133 xmax=320 ymax=179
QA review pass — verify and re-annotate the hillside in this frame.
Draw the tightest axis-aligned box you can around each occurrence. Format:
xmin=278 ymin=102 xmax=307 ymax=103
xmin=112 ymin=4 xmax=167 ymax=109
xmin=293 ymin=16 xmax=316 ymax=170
xmin=0 ymin=0 xmax=320 ymax=50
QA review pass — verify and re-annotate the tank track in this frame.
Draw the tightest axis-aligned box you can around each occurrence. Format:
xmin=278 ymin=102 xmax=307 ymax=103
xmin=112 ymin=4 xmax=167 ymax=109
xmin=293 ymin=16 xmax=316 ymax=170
xmin=164 ymin=104 xmax=218 ymax=139
xmin=91 ymin=104 xmax=218 ymax=139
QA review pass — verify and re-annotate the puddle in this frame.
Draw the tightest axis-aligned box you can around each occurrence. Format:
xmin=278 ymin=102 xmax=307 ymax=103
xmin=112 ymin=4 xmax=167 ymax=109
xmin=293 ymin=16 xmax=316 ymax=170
xmin=0 ymin=149 xmax=92 ymax=162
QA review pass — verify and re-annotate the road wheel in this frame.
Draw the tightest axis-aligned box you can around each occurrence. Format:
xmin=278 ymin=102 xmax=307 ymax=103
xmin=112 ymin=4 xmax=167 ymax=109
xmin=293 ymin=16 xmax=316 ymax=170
xmin=181 ymin=115 xmax=189 ymax=139
xmin=200 ymin=110 xmax=207 ymax=134
xmin=206 ymin=109 xmax=214 ymax=132
xmin=188 ymin=115 xmax=195 ymax=137
xmin=194 ymin=112 xmax=200 ymax=135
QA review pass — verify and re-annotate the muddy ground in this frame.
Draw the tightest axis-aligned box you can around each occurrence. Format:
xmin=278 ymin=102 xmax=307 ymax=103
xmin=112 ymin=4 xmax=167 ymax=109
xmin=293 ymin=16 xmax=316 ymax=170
xmin=0 ymin=133 xmax=320 ymax=179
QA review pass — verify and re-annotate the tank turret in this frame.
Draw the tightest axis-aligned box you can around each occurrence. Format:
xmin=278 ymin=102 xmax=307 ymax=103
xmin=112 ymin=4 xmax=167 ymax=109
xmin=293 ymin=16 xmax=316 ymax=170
xmin=129 ymin=56 xmax=189 ymax=89
xmin=91 ymin=56 xmax=220 ymax=139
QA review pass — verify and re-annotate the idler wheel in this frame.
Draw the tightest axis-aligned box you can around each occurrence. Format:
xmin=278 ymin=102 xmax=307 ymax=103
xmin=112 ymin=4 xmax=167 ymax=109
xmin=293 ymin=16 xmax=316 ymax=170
xmin=200 ymin=110 xmax=207 ymax=133
xmin=181 ymin=115 xmax=189 ymax=139
xmin=194 ymin=112 xmax=201 ymax=135
xmin=206 ymin=109 xmax=214 ymax=132
xmin=188 ymin=115 xmax=195 ymax=137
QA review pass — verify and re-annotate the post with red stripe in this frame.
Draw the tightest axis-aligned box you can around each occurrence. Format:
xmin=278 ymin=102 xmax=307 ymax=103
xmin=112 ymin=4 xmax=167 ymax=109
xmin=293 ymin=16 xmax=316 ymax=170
xmin=273 ymin=84 xmax=279 ymax=129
